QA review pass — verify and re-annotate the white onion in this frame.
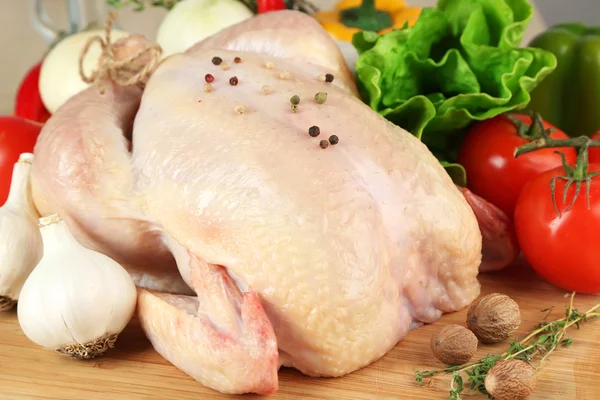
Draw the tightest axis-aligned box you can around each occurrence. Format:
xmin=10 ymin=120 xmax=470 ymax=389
xmin=39 ymin=29 xmax=130 ymax=114
xmin=156 ymin=0 xmax=253 ymax=58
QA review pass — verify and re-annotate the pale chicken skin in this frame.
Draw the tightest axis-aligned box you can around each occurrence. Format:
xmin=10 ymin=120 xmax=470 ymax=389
xmin=32 ymin=11 xmax=484 ymax=395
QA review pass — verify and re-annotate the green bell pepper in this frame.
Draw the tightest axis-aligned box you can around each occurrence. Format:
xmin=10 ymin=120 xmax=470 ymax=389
xmin=525 ymin=23 xmax=600 ymax=137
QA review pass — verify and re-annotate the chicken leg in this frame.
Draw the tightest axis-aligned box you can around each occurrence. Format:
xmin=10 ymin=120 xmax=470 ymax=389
xmin=137 ymin=236 xmax=278 ymax=394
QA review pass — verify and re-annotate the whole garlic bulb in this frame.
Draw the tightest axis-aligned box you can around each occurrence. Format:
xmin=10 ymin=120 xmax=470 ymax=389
xmin=0 ymin=153 xmax=43 ymax=311
xmin=17 ymin=214 xmax=137 ymax=359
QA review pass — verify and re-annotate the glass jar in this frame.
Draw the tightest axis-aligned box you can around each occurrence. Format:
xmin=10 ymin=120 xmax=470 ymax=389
xmin=31 ymin=0 xmax=114 ymax=44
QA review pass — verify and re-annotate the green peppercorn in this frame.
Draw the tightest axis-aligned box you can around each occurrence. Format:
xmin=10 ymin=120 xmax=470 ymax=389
xmin=291 ymin=104 xmax=298 ymax=113
xmin=290 ymin=95 xmax=300 ymax=105
xmin=315 ymin=92 xmax=328 ymax=104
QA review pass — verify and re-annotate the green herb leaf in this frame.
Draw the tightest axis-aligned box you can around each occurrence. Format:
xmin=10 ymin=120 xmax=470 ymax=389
xmin=449 ymin=372 xmax=464 ymax=400
xmin=453 ymin=372 xmax=464 ymax=391
xmin=449 ymin=390 xmax=462 ymax=400
xmin=439 ymin=161 xmax=467 ymax=187
xmin=507 ymin=339 xmax=525 ymax=354
xmin=538 ymin=334 xmax=551 ymax=344
xmin=415 ymin=370 xmax=423 ymax=386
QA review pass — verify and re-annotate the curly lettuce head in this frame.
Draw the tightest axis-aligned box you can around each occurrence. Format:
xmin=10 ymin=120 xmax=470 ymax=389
xmin=352 ymin=0 xmax=557 ymax=185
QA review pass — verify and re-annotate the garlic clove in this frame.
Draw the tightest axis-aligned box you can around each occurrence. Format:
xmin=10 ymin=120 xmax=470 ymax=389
xmin=17 ymin=214 xmax=137 ymax=359
xmin=0 ymin=153 xmax=43 ymax=311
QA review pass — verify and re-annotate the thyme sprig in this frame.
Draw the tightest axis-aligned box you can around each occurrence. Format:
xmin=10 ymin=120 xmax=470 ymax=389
xmin=415 ymin=293 xmax=600 ymax=400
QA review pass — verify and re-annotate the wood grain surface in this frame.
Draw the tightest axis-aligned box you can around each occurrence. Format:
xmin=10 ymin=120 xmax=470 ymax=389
xmin=1 ymin=259 xmax=599 ymax=400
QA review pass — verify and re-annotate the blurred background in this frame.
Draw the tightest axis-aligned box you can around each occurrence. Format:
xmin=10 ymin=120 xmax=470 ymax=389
xmin=0 ymin=0 xmax=597 ymax=113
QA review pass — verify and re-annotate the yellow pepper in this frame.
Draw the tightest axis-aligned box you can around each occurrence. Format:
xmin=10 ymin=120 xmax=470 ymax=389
xmin=313 ymin=0 xmax=422 ymax=42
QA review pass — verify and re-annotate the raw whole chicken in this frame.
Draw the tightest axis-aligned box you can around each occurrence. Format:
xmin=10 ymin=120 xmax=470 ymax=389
xmin=30 ymin=10 xmax=517 ymax=395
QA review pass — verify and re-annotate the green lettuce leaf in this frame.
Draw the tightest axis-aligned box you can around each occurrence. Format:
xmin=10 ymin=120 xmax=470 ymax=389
xmin=352 ymin=0 xmax=557 ymax=185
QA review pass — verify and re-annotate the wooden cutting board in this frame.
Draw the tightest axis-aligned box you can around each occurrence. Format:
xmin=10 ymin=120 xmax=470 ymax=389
xmin=1 ymin=259 xmax=599 ymax=400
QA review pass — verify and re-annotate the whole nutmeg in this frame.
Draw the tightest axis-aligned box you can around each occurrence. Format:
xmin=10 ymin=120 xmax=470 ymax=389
xmin=467 ymin=293 xmax=521 ymax=343
xmin=485 ymin=359 xmax=537 ymax=400
xmin=430 ymin=324 xmax=478 ymax=365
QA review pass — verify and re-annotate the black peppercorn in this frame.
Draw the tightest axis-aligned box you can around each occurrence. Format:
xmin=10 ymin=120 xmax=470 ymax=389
xmin=308 ymin=126 xmax=320 ymax=137
xmin=229 ymin=76 xmax=239 ymax=86
xmin=319 ymin=140 xmax=329 ymax=149
xmin=234 ymin=57 xmax=242 ymax=63
xmin=325 ymin=73 xmax=334 ymax=83
xmin=329 ymin=135 xmax=339 ymax=145
xmin=212 ymin=56 xmax=223 ymax=65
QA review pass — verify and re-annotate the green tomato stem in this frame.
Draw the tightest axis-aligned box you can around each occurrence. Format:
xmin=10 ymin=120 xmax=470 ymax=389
xmin=513 ymin=135 xmax=600 ymax=158
xmin=340 ymin=0 xmax=393 ymax=32
xmin=507 ymin=111 xmax=555 ymax=141
xmin=514 ymin=128 xmax=600 ymax=214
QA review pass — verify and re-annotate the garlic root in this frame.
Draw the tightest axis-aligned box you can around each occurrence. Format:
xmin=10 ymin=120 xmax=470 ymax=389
xmin=57 ymin=333 xmax=119 ymax=360
xmin=0 ymin=153 xmax=43 ymax=311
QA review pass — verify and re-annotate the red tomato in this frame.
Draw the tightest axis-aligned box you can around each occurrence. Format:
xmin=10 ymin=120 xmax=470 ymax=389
xmin=514 ymin=164 xmax=600 ymax=294
xmin=257 ymin=0 xmax=286 ymax=13
xmin=589 ymin=129 xmax=600 ymax=164
xmin=458 ymin=114 xmax=577 ymax=219
xmin=0 ymin=116 xmax=43 ymax=206
xmin=14 ymin=61 xmax=51 ymax=124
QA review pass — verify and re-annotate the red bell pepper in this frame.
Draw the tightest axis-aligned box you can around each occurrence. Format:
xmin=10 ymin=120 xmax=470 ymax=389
xmin=14 ymin=61 xmax=51 ymax=124
xmin=257 ymin=0 xmax=286 ymax=13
